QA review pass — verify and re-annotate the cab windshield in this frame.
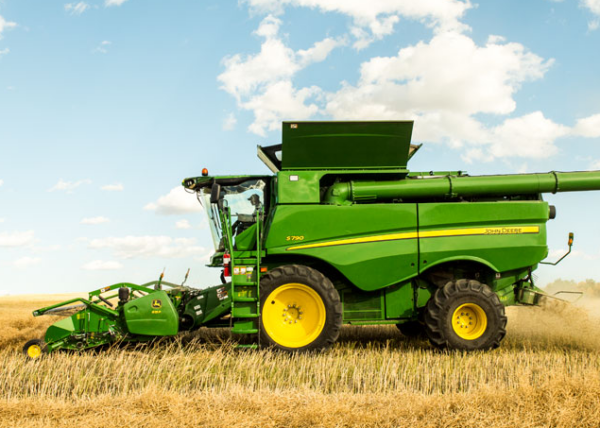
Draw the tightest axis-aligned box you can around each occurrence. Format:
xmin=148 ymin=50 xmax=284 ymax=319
xmin=199 ymin=178 xmax=267 ymax=251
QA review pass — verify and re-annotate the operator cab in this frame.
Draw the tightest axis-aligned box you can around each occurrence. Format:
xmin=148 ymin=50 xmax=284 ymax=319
xmin=195 ymin=177 xmax=271 ymax=252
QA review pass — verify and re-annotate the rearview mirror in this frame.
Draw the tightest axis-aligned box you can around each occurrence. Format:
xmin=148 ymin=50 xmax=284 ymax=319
xmin=210 ymin=183 xmax=221 ymax=204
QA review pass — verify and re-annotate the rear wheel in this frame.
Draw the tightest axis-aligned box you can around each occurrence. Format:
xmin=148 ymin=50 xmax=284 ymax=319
xmin=424 ymin=279 xmax=507 ymax=351
xmin=260 ymin=265 xmax=342 ymax=352
xmin=23 ymin=339 xmax=47 ymax=360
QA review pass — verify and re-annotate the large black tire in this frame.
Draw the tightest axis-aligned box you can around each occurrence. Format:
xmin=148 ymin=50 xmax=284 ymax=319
xmin=260 ymin=265 xmax=342 ymax=352
xmin=23 ymin=339 xmax=47 ymax=360
xmin=424 ymin=279 xmax=507 ymax=351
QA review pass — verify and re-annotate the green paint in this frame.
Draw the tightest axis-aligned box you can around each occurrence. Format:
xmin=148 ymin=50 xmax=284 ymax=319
xmin=123 ymin=291 xmax=178 ymax=336
xmin=281 ymin=121 xmax=414 ymax=170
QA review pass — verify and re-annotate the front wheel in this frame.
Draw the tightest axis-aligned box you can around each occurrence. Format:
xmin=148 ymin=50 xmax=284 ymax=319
xmin=424 ymin=279 xmax=507 ymax=351
xmin=260 ymin=265 xmax=342 ymax=352
xmin=23 ymin=339 xmax=47 ymax=360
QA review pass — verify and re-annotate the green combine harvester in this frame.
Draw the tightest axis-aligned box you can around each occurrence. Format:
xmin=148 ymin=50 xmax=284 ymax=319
xmin=24 ymin=121 xmax=600 ymax=359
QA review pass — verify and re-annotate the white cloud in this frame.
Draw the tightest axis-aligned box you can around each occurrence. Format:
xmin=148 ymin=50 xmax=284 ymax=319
xmin=82 ymin=260 xmax=123 ymax=270
xmin=218 ymin=15 xmax=343 ymax=135
xmin=323 ymin=32 xmax=564 ymax=162
xmin=93 ymin=40 xmax=111 ymax=54
xmin=579 ymin=0 xmax=600 ymax=29
xmin=297 ymin=36 xmax=347 ymax=66
xmin=101 ymin=183 xmax=124 ymax=191
xmin=581 ymin=0 xmax=600 ymax=16
xmin=244 ymin=81 xmax=321 ymax=136
xmin=219 ymin=16 xmax=343 ymax=99
xmin=456 ymin=112 xmax=569 ymax=163
xmin=0 ymin=231 xmax=35 ymax=247
xmin=328 ymin=33 xmax=551 ymax=119
xmin=0 ymin=15 xmax=17 ymax=39
xmin=105 ymin=0 xmax=129 ymax=6
xmin=222 ymin=113 xmax=237 ymax=131
xmin=64 ymin=2 xmax=90 ymax=15
xmin=48 ymin=178 xmax=92 ymax=193
xmin=88 ymin=235 xmax=206 ymax=259
xmin=243 ymin=0 xmax=472 ymax=48
xmin=13 ymin=257 xmax=41 ymax=269
xmin=0 ymin=218 xmax=5 ymax=223
xmin=572 ymin=113 xmax=600 ymax=138
xmin=0 ymin=48 xmax=9 ymax=58
xmin=80 ymin=216 xmax=110 ymax=225
xmin=486 ymin=112 xmax=570 ymax=160
xmin=0 ymin=179 xmax=3 ymax=186
xmin=219 ymin=16 xmax=301 ymax=100
xmin=175 ymin=219 xmax=192 ymax=229
xmin=144 ymin=186 xmax=202 ymax=215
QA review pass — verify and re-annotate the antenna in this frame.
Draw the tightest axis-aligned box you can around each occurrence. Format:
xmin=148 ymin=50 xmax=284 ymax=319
xmin=182 ymin=268 xmax=190 ymax=286
xmin=155 ymin=268 xmax=166 ymax=290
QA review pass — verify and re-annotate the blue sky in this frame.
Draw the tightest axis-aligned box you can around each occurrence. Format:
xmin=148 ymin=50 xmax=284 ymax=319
xmin=1 ymin=0 xmax=600 ymax=294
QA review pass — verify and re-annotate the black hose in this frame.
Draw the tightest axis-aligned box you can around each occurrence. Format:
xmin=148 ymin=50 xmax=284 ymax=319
xmin=97 ymin=295 xmax=114 ymax=307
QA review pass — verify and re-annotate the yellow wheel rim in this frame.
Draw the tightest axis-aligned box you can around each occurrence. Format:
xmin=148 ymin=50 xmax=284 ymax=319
xmin=262 ymin=283 xmax=326 ymax=348
xmin=452 ymin=303 xmax=487 ymax=340
xmin=27 ymin=344 xmax=42 ymax=359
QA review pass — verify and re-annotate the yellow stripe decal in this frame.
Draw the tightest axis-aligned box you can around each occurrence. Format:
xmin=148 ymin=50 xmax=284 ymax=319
xmin=286 ymin=226 xmax=540 ymax=251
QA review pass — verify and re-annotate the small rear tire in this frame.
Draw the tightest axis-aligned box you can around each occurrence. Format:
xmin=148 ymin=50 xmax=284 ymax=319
xmin=424 ymin=279 xmax=507 ymax=351
xmin=23 ymin=339 xmax=47 ymax=360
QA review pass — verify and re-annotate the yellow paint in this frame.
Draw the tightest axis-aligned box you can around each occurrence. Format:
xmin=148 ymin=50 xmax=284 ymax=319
xmin=262 ymin=283 xmax=326 ymax=348
xmin=452 ymin=303 xmax=487 ymax=340
xmin=288 ymin=231 xmax=418 ymax=251
xmin=27 ymin=344 xmax=42 ymax=359
xmin=419 ymin=226 xmax=539 ymax=238
xmin=287 ymin=226 xmax=540 ymax=251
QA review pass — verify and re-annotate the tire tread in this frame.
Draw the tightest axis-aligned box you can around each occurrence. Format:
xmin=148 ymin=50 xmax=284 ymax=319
xmin=423 ymin=279 xmax=507 ymax=351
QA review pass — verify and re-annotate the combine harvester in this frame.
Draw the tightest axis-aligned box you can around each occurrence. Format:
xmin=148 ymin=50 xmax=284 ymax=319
xmin=24 ymin=121 xmax=600 ymax=359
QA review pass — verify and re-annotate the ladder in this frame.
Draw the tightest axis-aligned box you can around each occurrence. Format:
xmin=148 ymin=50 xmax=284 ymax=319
xmin=222 ymin=207 xmax=262 ymax=348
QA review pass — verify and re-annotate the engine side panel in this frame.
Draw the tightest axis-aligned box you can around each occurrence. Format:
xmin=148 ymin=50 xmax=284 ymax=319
xmin=265 ymin=204 xmax=419 ymax=291
xmin=418 ymin=201 xmax=549 ymax=273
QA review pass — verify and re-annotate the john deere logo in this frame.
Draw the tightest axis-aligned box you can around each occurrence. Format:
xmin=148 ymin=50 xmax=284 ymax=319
xmin=151 ymin=299 xmax=162 ymax=309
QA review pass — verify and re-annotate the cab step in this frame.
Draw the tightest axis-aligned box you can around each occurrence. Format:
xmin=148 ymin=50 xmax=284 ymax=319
xmin=232 ymin=313 xmax=259 ymax=318
xmin=231 ymin=296 xmax=257 ymax=303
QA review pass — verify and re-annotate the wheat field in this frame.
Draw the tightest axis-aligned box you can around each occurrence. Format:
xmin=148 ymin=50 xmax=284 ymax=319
xmin=1 ymin=294 xmax=600 ymax=427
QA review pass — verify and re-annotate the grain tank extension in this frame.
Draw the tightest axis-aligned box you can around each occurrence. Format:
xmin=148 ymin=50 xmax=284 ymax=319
xmin=23 ymin=121 xmax=600 ymax=357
